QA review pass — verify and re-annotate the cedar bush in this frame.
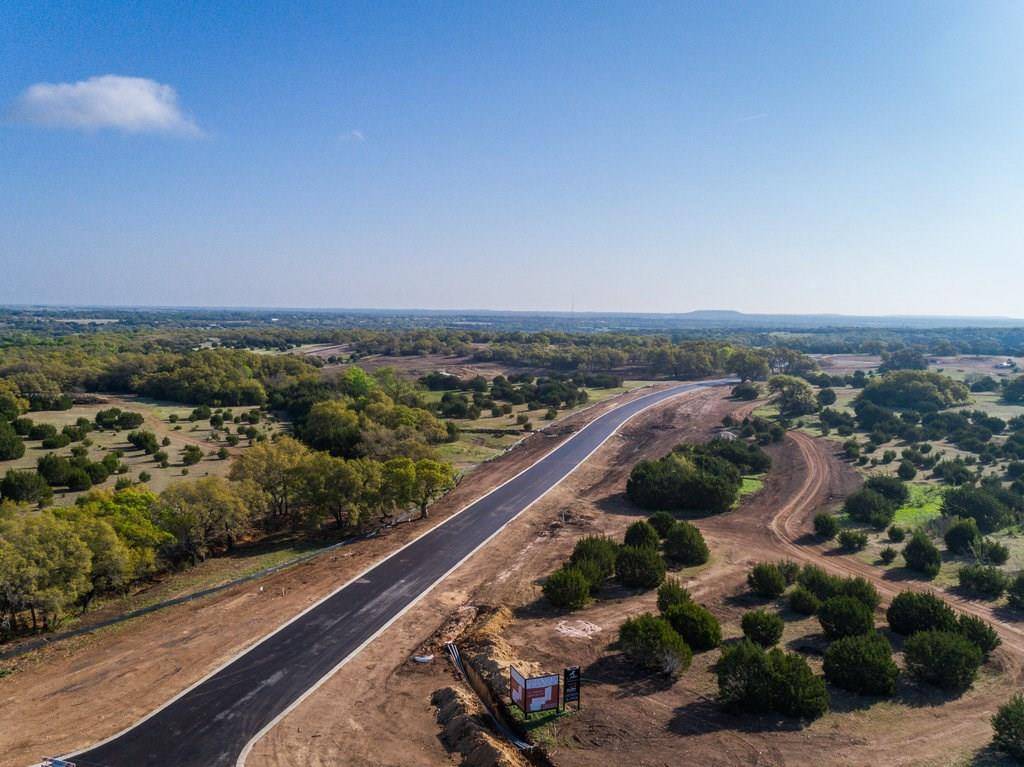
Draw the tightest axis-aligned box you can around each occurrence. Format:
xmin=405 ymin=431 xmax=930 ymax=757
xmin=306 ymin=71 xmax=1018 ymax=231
xmin=958 ymin=614 xmax=1001 ymax=659
xmin=944 ymin=517 xmax=981 ymax=555
xmin=886 ymin=591 xmax=958 ymax=635
xmin=823 ymin=632 xmax=898 ymax=696
xmin=716 ymin=640 xmax=829 ymax=720
xmin=664 ymin=521 xmax=709 ymax=566
xmin=615 ymin=545 xmax=666 ymax=589
xmin=838 ymin=576 xmax=881 ymax=611
xmin=813 ymin=513 xmax=838 ymax=540
xmin=888 ymin=524 xmax=906 ymax=542
xmin=543 ymin=567 xmax=591 ymax=610
xmin=818 ymin=596 xmax=874 ymax=639
xmin=958 ymin=564 xmax=1009 ymax=599
xmin=647 ymin=511 xmax=677 ymax=538
xmin=618 ymin=614 xmax=692 ymax=677
xmin=904 ymin=630 xmax=982 ymax=692
xmin=747 ymin=562 xmax=787 ymax=599
xmin=1009 ymin=572 xmax=1024 ymax=610
xmin=844 ymin=488 xmax=895 ymax=529
xmin=570 ymin=536 xmax=619 ymax=580
xmin=864 ymin=475 xmax=910 ymax=505
xmin=992 ymin=693 xmax=1024 ymax=761
xmin=880 ymin=546 xmax=897 ymax=564
xmin=624 ymin=520 xmax=661 ymax=550
xmin=656 ymin=578 xmax=692 ymax=614
xmin=838 ymin=529 xmax=868 ymax=552
xmin=741 ymin=609 xmax=784 ymax=647
xmin=788 ymin=586 xmax=821 ymax=615
xmin=666 ymin=601 xmax=721 ymax=652
xmin=797 ymin=564 xmax=841 ymax=601
xmin=903 ymin=530 xmax=942 ymax=578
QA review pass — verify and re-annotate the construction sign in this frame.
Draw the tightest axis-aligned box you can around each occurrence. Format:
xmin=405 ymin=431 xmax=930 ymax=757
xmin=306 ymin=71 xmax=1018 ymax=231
xmin=509 ymin=666 xmax=561 ymax=714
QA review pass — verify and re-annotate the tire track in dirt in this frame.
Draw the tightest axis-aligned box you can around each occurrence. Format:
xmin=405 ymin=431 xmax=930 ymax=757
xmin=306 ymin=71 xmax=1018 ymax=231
xmin=770 ymin=431 xmax=1024 ymax=656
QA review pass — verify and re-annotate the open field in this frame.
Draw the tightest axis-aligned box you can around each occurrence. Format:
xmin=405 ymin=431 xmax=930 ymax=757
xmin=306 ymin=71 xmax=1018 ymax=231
xmin=437 ymin=380 xmax=661 ymax=471
xmin=1 ymin=394 xmax=282 ymax=503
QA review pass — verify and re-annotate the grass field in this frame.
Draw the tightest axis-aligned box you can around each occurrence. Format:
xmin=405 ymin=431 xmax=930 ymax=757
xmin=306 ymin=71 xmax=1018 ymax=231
xmin=892 ymin=483 xmax=945 ymax=528
xmin=437 ymin=381 xmax=660 ymax=472
xmin=0 ymin=394 xmax=284 ymax=504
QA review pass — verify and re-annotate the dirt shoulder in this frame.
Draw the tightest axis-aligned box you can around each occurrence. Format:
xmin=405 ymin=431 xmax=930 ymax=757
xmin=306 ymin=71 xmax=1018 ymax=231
xmin=0 ymin=382 xmax=689 ymax=767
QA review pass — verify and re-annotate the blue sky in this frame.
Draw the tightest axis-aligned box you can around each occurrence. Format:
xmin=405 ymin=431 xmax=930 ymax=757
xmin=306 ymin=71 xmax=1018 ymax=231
xmin=1 ymin=1 xmax=1021 ymax=315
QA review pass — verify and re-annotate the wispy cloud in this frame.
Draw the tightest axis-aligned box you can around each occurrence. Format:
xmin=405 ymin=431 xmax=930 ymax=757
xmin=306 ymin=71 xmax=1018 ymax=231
xmin=9 ymin=74 xmax=201 ymax=136
xmin=734 ymin=112 xmax=769 ymax=124
xmin=339 ymin=129 xmax=365 ymax=143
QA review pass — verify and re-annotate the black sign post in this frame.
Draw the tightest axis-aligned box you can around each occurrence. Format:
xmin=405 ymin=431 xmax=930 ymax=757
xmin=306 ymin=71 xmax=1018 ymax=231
xmin=563 ymin=666 xmax=581 ymax=710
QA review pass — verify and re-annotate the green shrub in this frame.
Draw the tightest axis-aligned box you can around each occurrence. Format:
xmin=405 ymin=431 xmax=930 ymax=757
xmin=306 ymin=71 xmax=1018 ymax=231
xmin=656 ymin=578 xmax=691 ymax=614
xmin=788 ymin=586 xmax=821 ymax=615
xmin=627 ymin=450 xmax=741 ymax=514
xmin=904 ymin=630 xmax=982 ymax=692
xmin=838 ymin=530 xmax=868 ymax=552
xmin=888 ymin=525 xmax=905 ymax=543
xmin=944 ymin=517 xmax=981 ymax=555
xmin=942 ymin=486 xmax=1013 ymax=533
xmin=647 ymin=511 xmax=676 ymax=538
xmin=979 ymin=538 xmax=1010 ymax=565
xmin=1008 ymin=573 xmax=1024 ymax=610
xmin=818 ymin=596 xmax=874 ymax=639
xmin=844 ymin=488 xmax=895 ymax=529
xmin=864 ymin=475 xmax=910 ymax=505
xmin=886 ymin=591 xmax=958 ymax=635
xmin=958 ymin=614 xmax=1001 ymax=659
xmin=570 ymin=536 xmax=619 ymax=582
xmin=958 ymin=564 xmax=1009 ymax=599
xmin=992 ymin=693 xmax=1024 ymax=761
xmin=543 ymin=567 xmax=591 ymax=610
xmin=615 ymin=545 xmax=666 ymax=589
xmin=716 ymin=640 xmax=829 ymax=720
xmin=838 ymin=576 xmax=881 ymax=611
xmin=664 ymin=521 xmax=709 ymax=565
xmin=747 ymin=562 xmax=787 ymax=599
xmin=823 ymin=633 xmax=898 ymax=696
xmin=797 ymin=564 xmax=841 ymax=601
xmin=666 ymin=601 xmax=721 ymax=651
xmin=618 ymin=614 xmax=692 ymax=676
xmin=570 ymin=556 xmax=607 ymax=594
xmin=741 ymin=609 xmax=784 ymax=647
xmin=813 ymin=513 xmax=838 ymax=540
xmin=624 ymin=520 xmax=660 ymax=550
xmin=880 ymin=546 xmax=897 ymax=564
xmin=897 ymin=461 xmax=918 ymax=481
xmin=778 ymin=560 xmax=800 ymax=585
xmin=903 ymin=530 xmax=942 ymax=578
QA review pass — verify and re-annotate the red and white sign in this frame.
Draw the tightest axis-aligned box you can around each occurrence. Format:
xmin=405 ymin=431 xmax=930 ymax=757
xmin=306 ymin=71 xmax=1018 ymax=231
xmin=510 ymin=666 xmax=526 ymax=710
xmin=509 ymin=666 xmax=560 ymax=713
xmin=525 ymin=674 xmax=560 ymax=713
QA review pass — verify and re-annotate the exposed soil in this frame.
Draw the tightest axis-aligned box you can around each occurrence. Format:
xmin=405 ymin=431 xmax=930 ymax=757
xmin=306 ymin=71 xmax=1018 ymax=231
xmin=0 ymin=382 xmax=691 ymax=767
xmin=241 ymin=387 xmax=733 ymax=767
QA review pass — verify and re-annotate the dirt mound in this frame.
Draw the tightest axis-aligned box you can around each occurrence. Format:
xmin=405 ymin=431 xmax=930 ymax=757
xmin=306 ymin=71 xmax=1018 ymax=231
xmin=461 ymin=606 xmax=539 ymax=697
xmin=431 ymin=686 xmax=525 ymax=767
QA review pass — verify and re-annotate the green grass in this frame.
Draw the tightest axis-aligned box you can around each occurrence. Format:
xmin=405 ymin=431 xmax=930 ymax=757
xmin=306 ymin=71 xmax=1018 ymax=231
xmin=892 ymin=484 xmax=945 ymax=529
xmin=739 ymin=475 xmax=764 ymax=498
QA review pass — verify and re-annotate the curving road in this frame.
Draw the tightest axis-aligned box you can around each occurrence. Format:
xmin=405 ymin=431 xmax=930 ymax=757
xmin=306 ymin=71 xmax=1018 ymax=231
xmin=63 ymin=379 xmax=732 ymax=767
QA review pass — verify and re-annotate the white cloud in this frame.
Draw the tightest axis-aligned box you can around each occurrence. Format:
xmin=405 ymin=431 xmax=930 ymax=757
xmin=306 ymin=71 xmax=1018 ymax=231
xmin=10 ymin=74 xmax=201 ymax=136
xmin=339 ymin=129 xmax=365 ymax=143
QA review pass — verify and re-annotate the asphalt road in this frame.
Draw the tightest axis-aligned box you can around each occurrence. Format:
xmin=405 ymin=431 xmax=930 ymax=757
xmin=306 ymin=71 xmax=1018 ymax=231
xmin=65 ymin=379 xmax=727 ymax=767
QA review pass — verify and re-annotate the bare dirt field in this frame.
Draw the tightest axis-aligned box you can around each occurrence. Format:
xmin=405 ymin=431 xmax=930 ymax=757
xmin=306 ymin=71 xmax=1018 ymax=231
xmin=0 ymin=383 xmax=690 ymax=767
